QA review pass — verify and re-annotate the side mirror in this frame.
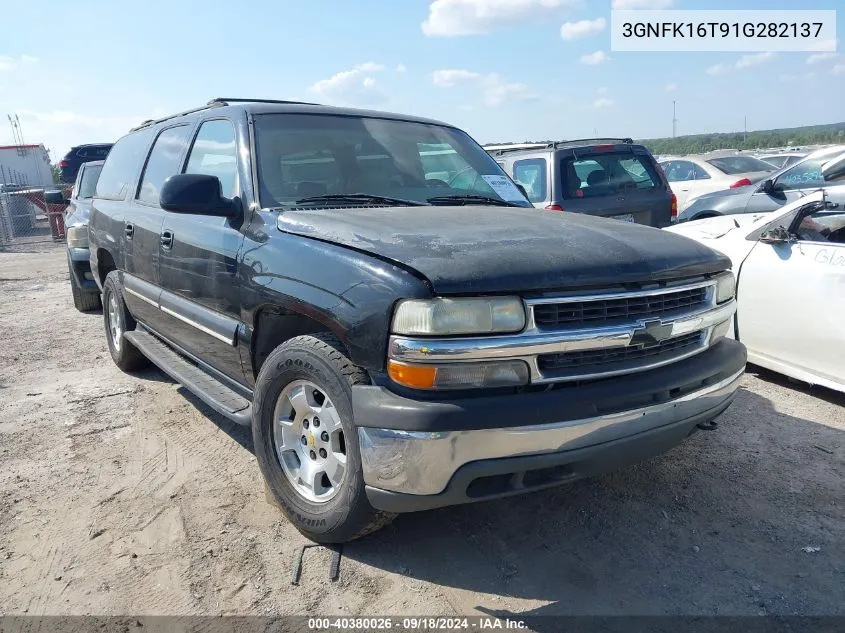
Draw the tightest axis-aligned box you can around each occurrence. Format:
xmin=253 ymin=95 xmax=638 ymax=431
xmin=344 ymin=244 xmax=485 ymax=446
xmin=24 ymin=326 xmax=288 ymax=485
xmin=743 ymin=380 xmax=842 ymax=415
xmin=759 ymin=225 xmax=795 ymax=244
xmin=44 ymin=190 xmax=67 ymax=205
xmin=821 ymin=152 xmax=845 ymax=182
xmin=758 ymin=179 xmax=775 ymax=194
xmin=160 ymin=174 xmax=238 ymax=217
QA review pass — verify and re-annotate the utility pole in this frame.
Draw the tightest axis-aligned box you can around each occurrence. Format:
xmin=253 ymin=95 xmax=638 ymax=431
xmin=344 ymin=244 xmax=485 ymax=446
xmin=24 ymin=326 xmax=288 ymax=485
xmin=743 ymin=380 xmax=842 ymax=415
xmin=743 ymin=115 xmax=747 ymax=144
xmin=672 ymin=100 xmax=677 ymax=138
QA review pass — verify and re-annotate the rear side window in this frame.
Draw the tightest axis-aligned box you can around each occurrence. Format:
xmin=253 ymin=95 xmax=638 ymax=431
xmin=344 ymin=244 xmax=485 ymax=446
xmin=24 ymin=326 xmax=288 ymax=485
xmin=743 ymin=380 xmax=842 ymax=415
xmin=137 ymin=125 xmax=193 ymax=204
xmin=96 ymin=129 xmax=155 ymax=200
xmin=706 ymin=156 xmax=775 ymax=175
xmin=185 ymin=120 xmax=238 ymax=197
xmin=561 ymin=153 xmax=659 ymax=199
xmin=513 ymin=158 xmax=547 ymax=202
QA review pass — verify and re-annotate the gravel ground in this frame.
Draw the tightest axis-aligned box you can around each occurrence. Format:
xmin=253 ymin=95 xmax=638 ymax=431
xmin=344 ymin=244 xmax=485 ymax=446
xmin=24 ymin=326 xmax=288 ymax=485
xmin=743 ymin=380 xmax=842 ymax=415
xmin=1 ymin=244 xmax=843 ymax=618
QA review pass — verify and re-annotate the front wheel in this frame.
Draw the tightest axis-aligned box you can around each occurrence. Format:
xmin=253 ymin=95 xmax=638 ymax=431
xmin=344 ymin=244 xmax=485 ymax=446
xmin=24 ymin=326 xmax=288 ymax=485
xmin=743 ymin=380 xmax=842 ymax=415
xmin=252 ymin=333 xmax=394 ymax=543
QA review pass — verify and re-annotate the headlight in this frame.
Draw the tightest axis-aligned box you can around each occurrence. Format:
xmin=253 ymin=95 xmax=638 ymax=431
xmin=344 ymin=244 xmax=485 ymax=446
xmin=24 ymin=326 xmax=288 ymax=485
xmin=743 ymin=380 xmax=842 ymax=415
xmin=392 ymin=297 xmax=526 ymax=336
xmin=715 ymin=272 xmax=735 ymax=304
xmin=388 ymin=359 xmax=529 ymax=390
xmin=66 ymin=225 xmax=89 ymax=249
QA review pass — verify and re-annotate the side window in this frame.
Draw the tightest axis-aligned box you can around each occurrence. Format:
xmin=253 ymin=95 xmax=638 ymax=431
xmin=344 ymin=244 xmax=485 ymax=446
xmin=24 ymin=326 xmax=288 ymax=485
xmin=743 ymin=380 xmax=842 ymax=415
xmin=513 ymin=158 xmax=547 ymax=202
xmin=184 ymin=120 xmax=239 ymax=197
xmin=96 ymin=128 xmax=155 ymax=200
xmin=137 ymin=125 xmax=193 ymax=204
xmin=796 ymin=208 xmax=845 ymax=244
xmin=665 ymin=161 xmax=695 ymax=182
xmin=692 ymin=164 xmax=710 ymax=180
xmin=777 ymin=157 xmax=826 ymax=191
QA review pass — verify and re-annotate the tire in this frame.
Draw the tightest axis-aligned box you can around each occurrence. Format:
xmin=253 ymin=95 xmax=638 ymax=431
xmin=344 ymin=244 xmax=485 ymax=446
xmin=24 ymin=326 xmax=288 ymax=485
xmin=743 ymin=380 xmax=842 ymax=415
xmin=68 ymin=256 xmax=102 ymax=312
xmin=102 ymin=271 xmax=149 ymax=371
xmin=253 ymin=333 xmax=394 ymax=543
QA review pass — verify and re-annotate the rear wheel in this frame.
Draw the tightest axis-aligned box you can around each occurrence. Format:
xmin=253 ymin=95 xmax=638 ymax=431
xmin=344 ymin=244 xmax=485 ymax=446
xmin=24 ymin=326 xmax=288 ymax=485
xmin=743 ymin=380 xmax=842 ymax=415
xmin=102 ymin=271 xmax=149 ymax=371
xmin=253 ymin=333 xmax=394 ymax=543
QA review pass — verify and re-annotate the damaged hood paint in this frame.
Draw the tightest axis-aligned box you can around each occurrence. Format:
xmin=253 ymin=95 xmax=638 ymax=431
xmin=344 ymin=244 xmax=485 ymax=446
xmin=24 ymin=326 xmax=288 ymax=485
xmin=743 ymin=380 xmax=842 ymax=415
xmin=277 ymin=206 xmax=730 ymax=294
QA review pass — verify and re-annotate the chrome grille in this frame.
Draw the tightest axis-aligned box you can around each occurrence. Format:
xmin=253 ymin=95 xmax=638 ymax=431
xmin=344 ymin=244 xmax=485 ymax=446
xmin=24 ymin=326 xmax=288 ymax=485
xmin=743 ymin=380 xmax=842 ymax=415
xmin=538 ymin=331 xmax=704 ymax=373
xmin=532 ymin=286 xmax=709 ymax=329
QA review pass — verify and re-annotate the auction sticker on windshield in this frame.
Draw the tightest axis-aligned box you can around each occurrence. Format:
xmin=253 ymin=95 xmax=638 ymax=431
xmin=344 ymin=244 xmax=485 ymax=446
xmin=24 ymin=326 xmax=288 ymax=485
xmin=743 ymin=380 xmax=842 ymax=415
xmin=482 ymin=175 xmax=528 ymax=202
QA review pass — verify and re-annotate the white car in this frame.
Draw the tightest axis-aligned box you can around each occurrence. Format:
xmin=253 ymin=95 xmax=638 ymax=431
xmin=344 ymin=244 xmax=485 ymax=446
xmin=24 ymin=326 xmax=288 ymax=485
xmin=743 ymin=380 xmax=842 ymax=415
xmin=660 ymin=154 xmax=776 ymax=211
xmin=666 ymin=153 xmax=845 ymax=392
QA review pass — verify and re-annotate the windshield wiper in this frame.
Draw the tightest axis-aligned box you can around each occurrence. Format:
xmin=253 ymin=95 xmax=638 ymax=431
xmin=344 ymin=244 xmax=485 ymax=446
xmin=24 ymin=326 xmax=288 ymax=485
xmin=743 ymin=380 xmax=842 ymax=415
xmin=427 ymin=195 xmax=522 ymax=207
xmin=294 ymin=193 xmax=426 ymax=207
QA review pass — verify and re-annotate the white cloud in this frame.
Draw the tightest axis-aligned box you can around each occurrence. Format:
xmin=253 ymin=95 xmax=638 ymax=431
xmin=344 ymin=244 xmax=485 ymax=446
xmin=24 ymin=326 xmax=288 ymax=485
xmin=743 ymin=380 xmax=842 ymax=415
xmin=808 ymin=38 xmax=838 ymax=52
xmin=736 ymin=52 xmax=776 ymax=68
xmin=596 ymin=86 xmax=608 ymax=95
xmin=432 ymin=69 xmax=484 ymax=86
xmin=431 ymin=68 xmax=535 ymax=106
xmin=707 ymin=52 xmax=776 ymax=75
xmin=612 ymin=0 xmax=673 ymax=7
xmin=832 ymin=64 xmax=845 ymax=76
xmin=422 ymin=0 xmax=581 ymax=37
xmin=579 ymin=50 xmax=610 ymax=66
xmin=664 ymin=82 xmax=678 ymax=92
xmin=806 ymin=52 xmax=840 ymax=65
xmin=395 ymin=63 xmax=408 ymax=73
xmin=593 ymin=97 xmax=614 ymax=108
xmin=560 ymin=17 xmax=605 ymax=40
xmin=0 ymin=54 xmax=37 ymax=72
xmin=308 ymin=62 xmax=389 ymax=106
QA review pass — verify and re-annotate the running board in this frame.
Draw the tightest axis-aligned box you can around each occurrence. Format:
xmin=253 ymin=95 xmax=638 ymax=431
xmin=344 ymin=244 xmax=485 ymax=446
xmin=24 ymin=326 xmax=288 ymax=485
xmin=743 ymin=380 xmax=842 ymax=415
xmin=124 ymin=330 xmax=252 ymax=426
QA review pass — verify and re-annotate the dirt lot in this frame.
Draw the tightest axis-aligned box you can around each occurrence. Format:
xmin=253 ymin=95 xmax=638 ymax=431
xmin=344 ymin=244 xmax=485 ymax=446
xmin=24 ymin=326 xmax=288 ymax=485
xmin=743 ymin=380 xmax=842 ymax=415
xmin=1 ymin=244 xmax=843 ymax=618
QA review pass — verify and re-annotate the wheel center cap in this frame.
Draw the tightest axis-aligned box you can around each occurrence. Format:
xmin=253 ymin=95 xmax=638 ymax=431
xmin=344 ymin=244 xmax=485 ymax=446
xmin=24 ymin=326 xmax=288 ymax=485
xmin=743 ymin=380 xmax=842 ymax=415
xmin=308 ymin=433 xmax=316 ymax=448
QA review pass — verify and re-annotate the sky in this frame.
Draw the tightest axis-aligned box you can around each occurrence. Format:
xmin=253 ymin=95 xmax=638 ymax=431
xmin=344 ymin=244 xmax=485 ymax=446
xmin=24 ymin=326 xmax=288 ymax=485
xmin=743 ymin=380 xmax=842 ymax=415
xmin=0 ymin=0 xmax=842 ymax=161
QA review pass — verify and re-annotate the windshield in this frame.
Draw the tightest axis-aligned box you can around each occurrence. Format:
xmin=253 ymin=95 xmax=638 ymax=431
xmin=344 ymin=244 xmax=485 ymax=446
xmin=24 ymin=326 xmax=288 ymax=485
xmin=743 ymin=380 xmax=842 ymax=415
xmin=253 ymin=114 xmax=531 ymax=208
xmin=706 ymin=156 xmax=775 ymax=175
xmin=77 ymin=164 xmax=103 ymax=198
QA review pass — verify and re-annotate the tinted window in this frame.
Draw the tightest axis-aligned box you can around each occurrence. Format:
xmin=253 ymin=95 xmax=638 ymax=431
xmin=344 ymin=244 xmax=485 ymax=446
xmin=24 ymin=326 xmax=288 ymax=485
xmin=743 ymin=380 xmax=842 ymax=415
xmin=137 ymin=125 xmax=193 ymax=204
xmin=92 ymin=146 xmax=111 ymax=158
xmin=185 ymin=120 xmax=238 ymax=197
xmin=513 ymin=158 xmax=547 ymax=202
xmin=706 ymin=156 xmax=775 ymax=174
xmin=253 ymin=114 xmax=530 ymax=207
xmin=77 ymin=164 xmax=102 ymax=199
xmin=663 ymin=160 xmax=695 ymax=182
xmin=760 ymin=156 xmax=788 ymax=169
xmin=776 ymin=154 xmax=831 ymax=191
xmin=96 ymin=129 xmax=155 ymax=200
xmin=562 ymin=153 xmax=658 ymax=199
xmin=692 ymin=164 xmax=710 ymax=179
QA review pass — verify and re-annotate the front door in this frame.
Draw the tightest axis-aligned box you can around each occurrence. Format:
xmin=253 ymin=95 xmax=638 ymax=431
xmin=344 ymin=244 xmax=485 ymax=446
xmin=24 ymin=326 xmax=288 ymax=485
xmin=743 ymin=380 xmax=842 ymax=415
xmin=737 ymin=201 xmax=845 ymax=387
xmin=158 ymin=118 xmax=246 ymax=383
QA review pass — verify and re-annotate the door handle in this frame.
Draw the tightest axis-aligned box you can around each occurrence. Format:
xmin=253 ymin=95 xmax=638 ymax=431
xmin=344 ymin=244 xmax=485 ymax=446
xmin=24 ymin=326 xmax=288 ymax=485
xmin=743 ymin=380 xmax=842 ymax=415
xmin=160 ymin=230 xmax=173 ymax=250
xmin=124 ymin=223 xmax=134 ymax=239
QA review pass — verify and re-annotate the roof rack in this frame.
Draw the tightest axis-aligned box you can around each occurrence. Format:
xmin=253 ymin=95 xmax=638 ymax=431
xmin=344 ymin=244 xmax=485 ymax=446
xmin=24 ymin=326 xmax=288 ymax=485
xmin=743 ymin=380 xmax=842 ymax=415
xmin=487 ymin=137 xmax=634 ymax=155
xmin=129 ymin=98 xmax=323 ymax=132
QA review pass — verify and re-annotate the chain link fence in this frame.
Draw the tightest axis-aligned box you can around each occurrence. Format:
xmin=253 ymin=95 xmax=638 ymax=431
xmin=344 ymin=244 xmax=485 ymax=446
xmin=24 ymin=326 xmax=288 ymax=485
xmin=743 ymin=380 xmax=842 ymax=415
xmin=0 ymin=182 xmax=69 ymax=250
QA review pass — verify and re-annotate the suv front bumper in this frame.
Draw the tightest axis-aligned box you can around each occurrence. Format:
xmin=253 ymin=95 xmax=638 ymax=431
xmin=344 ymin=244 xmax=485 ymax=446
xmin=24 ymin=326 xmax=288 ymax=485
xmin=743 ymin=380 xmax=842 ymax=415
xmin=354 ymin=338 xmax=745 ymax=512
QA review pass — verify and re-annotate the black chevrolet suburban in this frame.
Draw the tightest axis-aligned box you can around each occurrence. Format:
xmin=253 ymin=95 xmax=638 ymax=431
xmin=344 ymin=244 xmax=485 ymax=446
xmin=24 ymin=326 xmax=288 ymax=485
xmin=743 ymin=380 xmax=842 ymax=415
xmin=88 ymin=98 xmax=746 ymax=543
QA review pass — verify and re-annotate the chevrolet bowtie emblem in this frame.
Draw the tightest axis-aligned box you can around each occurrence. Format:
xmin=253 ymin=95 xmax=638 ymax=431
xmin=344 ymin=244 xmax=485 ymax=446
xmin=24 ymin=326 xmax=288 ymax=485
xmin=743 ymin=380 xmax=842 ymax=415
xmin=631 ymin=319 xmax=673 ymax=349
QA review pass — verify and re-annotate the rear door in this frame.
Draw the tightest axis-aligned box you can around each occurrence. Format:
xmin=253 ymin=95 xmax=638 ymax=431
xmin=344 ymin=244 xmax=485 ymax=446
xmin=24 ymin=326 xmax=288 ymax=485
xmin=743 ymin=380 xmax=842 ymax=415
xmin=157 ymin=118 xmax=246 ymax=383
xmin=558 ymin=146 xmax=672 ymax=227
xmin=123 ymin=124 xmax=195 ymax=332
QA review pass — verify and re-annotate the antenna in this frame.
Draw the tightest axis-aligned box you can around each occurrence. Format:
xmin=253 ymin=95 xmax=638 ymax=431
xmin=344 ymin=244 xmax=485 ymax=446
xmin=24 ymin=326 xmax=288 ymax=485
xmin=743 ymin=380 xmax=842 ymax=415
xmin=672 ymin=100 xmax=677 ymax=138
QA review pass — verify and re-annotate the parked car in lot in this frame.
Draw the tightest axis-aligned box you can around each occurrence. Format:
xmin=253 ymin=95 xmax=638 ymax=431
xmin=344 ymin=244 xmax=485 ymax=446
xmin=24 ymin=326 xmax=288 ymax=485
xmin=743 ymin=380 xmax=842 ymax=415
xmin=58 ymin=143 xmax=112 ymax=184
xmin=486 ymin=139 xmax=675 ymax=227
xmin=667 ymin=152 xmax=845 ymax=393
xmin=660 ymin=152 xmax=776 ymax=212
xmin=755 ymin=151 xmax=807 ymax=169
xmin=88 ymin=98 xmax=745 ymax=542
xmin=63 ymin=160 xmax=104 ymax=311
xmin=677 ymin=145 xmax=845 ymax=222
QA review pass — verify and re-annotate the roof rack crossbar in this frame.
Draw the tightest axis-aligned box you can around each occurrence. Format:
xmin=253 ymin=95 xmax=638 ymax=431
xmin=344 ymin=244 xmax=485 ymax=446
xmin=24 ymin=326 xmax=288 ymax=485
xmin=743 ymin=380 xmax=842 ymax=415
xmin=487 ymin=138 xmax=635 ymax=156
xmin=552 ymin=137 xmax=633 ymax=148
xmin=208 ymin=97 xmax=322 ymax=106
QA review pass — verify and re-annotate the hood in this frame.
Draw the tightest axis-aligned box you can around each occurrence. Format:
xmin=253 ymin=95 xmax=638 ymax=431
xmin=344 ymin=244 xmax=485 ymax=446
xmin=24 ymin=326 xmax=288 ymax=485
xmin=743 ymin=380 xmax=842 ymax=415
xmin=667 ymin=212 xmax=771 ymax=241
xmin=276 ymin=206 xmax=730 ymax=294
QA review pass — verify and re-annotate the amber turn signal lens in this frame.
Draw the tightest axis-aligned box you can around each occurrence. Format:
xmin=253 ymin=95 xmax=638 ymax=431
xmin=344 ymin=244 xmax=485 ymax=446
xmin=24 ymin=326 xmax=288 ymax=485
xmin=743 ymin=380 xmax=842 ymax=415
xmin=387 ymin=360 xmax=437 ymax=389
